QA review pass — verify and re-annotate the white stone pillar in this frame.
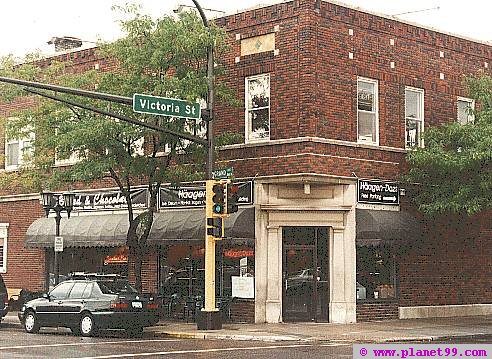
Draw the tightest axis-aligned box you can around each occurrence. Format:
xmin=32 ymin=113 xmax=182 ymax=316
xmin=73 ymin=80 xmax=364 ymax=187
xmin=265 ymin=225 xmax=282 ymax=323
xmin=329 ymin=226 xmax=354 ymax=323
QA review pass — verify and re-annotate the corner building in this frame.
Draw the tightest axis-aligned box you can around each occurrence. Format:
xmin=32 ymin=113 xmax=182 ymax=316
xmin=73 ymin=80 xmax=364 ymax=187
xmin=0 ymin=0 xmax=491 ymax=324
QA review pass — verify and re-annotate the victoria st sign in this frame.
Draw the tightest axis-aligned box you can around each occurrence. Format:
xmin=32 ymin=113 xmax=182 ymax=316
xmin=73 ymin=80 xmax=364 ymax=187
xmin=133 ymin=93 xmax=201 ymax=120
xmin=358 ymin=179 xmax=399 ymax=205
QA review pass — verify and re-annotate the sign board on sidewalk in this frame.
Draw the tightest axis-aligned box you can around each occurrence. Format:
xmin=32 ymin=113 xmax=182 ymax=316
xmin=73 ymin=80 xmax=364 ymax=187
xmin=133 ymin=94 xmax=201 ymax=120
xmin=54 ymin=236 xmax=64 ymax=252
xmin=358 ymin=179 xmax=399 ymax=205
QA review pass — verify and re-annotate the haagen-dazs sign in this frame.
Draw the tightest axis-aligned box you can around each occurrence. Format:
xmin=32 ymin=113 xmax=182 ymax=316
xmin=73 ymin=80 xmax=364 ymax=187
xmin=358 ymin=179 xmax=399 ymax=205
xmin=70 ymin=188 xmax=148 ymax=211
xmin=160 ymin=181 xmax=253 ymax=209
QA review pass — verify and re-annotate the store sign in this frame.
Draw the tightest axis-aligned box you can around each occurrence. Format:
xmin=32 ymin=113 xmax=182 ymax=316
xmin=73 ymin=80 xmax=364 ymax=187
xmin=104 ymin=254 xmax=128 ymax=265
xmin=358 ymin=179 xmax=399 ymax=205
xmin=231 ymin=276 xmax=254 ymax=299
xmin=70 ymin=188 xmax=148 ymax=211
xmin=159 ymin=181 xmax=254 ymax=209
xmin=223 ymin=249 xmax=254 ymax=258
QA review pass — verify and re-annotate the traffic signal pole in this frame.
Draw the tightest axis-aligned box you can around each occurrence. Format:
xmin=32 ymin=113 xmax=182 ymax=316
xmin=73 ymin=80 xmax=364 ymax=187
xmin=191 ymin=0 xmax=222 ymax=330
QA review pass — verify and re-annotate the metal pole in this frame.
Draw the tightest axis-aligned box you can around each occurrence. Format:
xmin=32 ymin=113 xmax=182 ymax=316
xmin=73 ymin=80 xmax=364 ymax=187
xmin=54 ymin=210 xmax=61 ymax=286
xmin=190 ymin=0 xmax=221 ymax=329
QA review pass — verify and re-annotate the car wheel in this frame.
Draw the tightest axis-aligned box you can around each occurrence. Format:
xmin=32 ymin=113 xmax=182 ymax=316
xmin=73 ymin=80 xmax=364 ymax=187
xmin=80 ymin=313 xmax=97 ymax=337
xmin=24 ymin=311 xmax=40 ymax=334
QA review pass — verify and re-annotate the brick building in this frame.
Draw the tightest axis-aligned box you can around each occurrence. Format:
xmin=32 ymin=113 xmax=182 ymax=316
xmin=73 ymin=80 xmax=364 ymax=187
xmin=0 ymin=0 xmax=491 ymax=324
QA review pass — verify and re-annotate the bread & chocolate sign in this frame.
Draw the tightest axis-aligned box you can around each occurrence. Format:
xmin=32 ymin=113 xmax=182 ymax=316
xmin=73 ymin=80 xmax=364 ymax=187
xmin=358 ymin=179 xmax=399 ymax=205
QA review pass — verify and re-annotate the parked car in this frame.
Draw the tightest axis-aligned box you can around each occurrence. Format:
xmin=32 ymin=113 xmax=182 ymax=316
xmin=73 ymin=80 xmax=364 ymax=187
xmin=0 ymin=274 xmax=8 ymax=322
xmin=18 ymin=275 xmax=159 ymax=336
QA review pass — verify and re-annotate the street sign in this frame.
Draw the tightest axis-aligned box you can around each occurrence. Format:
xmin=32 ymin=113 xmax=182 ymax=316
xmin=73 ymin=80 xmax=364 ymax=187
xmin=133 ymin=93 xmax=201 ymax=120
xmin=54 ymin=236 xmax=64 ymax=252
xmin=212 ymin=167 xmax=234 ymax=179
xmin=358 ymin=179 xmax=399 ymax=205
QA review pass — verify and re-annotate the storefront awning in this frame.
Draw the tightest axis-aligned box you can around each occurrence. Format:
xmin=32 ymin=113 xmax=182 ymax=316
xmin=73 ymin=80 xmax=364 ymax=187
xmin=25 ymin=207 xmax=255 ymax=248
xmin=356 ymin=209 xmax=423 ymax=246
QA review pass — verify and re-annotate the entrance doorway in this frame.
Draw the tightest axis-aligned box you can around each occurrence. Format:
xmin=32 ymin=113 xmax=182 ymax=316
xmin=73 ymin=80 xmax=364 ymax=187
xmin=282 ymin=227 xmax=329 ymax=322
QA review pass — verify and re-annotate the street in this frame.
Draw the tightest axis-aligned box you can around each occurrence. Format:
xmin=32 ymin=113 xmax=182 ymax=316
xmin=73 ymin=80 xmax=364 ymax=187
xmin=0 ymin=323 xmax=353 ymax=359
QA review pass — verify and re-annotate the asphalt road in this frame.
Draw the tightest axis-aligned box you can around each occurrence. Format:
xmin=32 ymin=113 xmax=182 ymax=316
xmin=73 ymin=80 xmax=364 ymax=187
xmin=0 ymin=323 xmax=353 ymax=359
xmin=2 ymin=320 xmax=491 ymax=359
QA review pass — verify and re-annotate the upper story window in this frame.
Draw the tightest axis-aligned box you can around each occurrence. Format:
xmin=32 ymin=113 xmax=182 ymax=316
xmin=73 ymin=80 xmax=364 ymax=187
xmin=5 ymin=120 xmax=34 ymax=171
xmin=245 ymin=74 xmax=270 ymax=143
xmin=405 ymin=87 xmax=424 ymax=148
xmin=357 ymin=77 xmax=379 ymax=145
xmin=457 ymin=97 xmax=475 ymax=125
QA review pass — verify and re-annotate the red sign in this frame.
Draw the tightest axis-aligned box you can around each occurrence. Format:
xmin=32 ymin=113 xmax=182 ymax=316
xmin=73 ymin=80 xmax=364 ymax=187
xmin=223 ymin=249 xmax=254 ymax=258
xmin=104 ymin=254 xmax=128 ymax=265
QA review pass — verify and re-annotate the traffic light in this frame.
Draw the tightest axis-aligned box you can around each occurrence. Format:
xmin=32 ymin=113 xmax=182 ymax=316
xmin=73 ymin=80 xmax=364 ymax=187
xmin=207 ymin=217 xmax=224 ymax=239
xmin=226 ymin=182 xmax=239 ymax=214
xmin=212 ymin=182 xmax=225 ymax=216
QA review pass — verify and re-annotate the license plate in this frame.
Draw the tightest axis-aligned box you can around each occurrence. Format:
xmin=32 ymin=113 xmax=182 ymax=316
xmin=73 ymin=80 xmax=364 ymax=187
xmin=132 ymin=301 xmax=142 ymax=308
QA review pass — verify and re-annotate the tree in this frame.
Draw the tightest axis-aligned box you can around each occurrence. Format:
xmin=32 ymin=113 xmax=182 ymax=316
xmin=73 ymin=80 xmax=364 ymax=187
xmin=0 ymin=5 xmax=231 ymax=291
xmin=405 ymin=74 xmax=492 ymax=216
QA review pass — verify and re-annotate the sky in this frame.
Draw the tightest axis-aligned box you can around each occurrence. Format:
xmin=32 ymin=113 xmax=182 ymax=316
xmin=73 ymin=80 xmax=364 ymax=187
xmin=0 ymin=0 xmax=490 ymax=59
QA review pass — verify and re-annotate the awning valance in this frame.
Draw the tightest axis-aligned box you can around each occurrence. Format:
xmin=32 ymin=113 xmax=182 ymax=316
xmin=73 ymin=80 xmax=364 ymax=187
xmin=25 ymin=207 xmax=255 ymax=248
xmin=356 ymin=209 xmax=423 ymax=246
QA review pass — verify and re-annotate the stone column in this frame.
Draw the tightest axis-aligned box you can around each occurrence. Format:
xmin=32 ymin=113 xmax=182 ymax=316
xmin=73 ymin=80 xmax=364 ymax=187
xmin=329 ymin=226 xmax=355 ymax=323
xmin=265 ymin=225 xmax=282 ymax=323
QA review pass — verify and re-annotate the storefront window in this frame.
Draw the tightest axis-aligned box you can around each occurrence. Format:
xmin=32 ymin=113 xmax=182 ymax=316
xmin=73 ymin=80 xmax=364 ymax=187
xmin=158 ymin=244 xmax=255 ymax=300
xmin=356 ymin=246 xmax=397 ymax=300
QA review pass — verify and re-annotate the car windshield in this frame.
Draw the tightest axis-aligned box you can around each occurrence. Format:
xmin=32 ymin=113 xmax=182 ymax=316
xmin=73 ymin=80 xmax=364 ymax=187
xmin=97 ymin=280 xmax=138 ymax=294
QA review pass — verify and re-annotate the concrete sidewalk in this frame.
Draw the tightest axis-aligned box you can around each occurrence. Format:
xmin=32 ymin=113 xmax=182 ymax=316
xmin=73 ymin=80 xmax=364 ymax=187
xmin=151 ymin=316 xmax=492 ymax=343
xmin=4 ymin=312 xmax=492 ymax=343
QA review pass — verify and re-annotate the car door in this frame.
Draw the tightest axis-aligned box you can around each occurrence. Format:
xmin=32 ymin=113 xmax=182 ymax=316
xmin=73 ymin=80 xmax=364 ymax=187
xmin=60 ymin=282 xmax=88 ymax=327
xmin=37 ymin=281 xmax=74 ymax=326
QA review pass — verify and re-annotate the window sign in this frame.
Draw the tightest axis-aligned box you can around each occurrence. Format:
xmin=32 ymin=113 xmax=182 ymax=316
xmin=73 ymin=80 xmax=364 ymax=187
xmin=358 ymin=179 xmax=399 ymax=205
xmin=232 ymin=276 xmax=254 ymax=298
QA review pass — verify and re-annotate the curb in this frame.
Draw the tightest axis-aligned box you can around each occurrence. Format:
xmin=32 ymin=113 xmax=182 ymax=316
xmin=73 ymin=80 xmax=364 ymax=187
xmin=158 ymin=331 xmax=306 ymax=342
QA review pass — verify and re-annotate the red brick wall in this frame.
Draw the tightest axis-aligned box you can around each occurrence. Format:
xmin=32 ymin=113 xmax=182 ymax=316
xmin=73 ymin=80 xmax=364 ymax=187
xmin=0 ymin=199 xmax=46 ymax=291
xmin=215 ymin=0 xmax=491 ymax=180
xmin=128 ymin=251 xmax=158 ymax=294
xmin=398 ymin=213 xmax=492 ymax=307
xmin=357 ymin=301 xmax=399 ymax=321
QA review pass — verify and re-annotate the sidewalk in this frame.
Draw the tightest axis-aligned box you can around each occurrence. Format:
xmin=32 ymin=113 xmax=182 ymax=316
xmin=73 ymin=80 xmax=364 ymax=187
xmin=5 ymin=312 xmax=492 ymax=343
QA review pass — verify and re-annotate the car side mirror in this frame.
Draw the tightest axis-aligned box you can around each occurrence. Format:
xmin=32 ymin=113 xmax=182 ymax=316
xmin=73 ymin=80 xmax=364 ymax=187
xmin=43 ymin=293 xmax=50 ymax=300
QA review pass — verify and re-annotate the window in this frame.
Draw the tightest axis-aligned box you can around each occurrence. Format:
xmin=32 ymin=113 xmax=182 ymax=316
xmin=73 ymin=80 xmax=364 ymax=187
xmin=68 ymin=283 xmax=88 ymax=299
xmin=0 ymin=224 xmax=8 ymax=273
xmin=457 ymin=97 xmax=475 ymax=124
xmin=245 ymin=74 xmax=270 ymax=142
xmin=357 ymin=78 xmax=379 ymax=145
xmin=49 ymin=282 xmax=74 ymax=300
xmin=357 ymin=245 xmax=398 ymax=300
xmin=5 ymin=121 xmax=34 ymax=171
xmin=405 ymin=87 xmax=424 ymax=148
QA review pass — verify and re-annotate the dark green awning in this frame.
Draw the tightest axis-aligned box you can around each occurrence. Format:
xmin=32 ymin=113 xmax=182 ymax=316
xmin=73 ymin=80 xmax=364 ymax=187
xmin=25 ymin=207 xmax=255 ymax=248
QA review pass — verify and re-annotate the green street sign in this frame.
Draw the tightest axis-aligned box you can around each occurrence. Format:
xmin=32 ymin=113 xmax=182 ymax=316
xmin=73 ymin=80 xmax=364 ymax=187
xmin=212 ymin=167 xmax=234 ymax=179
xmin=133 ymin=93 xmax=201 ymax=120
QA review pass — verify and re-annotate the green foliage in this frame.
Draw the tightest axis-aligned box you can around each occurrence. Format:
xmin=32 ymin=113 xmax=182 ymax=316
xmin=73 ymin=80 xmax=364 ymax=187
xmin=404 ymin=74 xmax=492 ymax=216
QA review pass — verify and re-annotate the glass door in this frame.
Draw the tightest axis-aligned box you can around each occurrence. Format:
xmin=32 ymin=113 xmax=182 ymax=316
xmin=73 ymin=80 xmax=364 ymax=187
xmin=282 ymin=227 xmax=329 ymax=322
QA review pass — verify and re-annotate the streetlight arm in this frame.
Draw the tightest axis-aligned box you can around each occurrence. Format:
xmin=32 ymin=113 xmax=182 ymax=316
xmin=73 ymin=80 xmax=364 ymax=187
xmin=190 ymin=0 xmax=209 ymax=27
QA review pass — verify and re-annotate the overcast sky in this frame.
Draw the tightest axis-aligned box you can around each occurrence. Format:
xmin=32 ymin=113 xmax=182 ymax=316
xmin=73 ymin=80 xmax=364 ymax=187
xmin=1 ymin=0 xmax=490 ymax=59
